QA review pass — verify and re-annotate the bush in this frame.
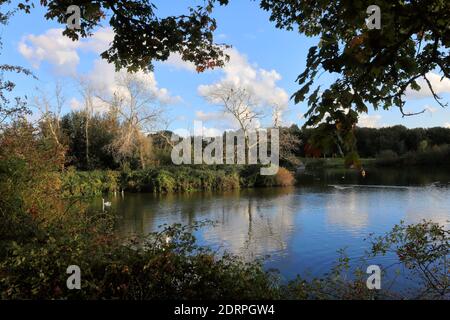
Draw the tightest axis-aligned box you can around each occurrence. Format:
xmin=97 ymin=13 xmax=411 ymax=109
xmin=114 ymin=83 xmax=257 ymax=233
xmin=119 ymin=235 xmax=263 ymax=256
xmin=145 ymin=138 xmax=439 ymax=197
xmin=275 ymin=167 xmax=295 ymax=186
xmin=121 ymin=166 xmax=242 ymax=193
xmin=61 ymin=168 xmax=119 ymax=197
xmin=1 ymin=215 xmax=448 ymax=299
xmin=0 ymin=220 xmax=279 ymax=299
xmin=58 ymin=165 xmax=297 ymax=196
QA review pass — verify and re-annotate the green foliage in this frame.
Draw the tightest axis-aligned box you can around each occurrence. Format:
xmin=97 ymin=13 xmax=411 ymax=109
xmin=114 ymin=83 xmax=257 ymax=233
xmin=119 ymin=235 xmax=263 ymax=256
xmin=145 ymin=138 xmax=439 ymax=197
xmin=258 ymin=0 xmax=449 ymax=156
xmin=369 ymin=220 xmax=449 ymax=299
xmin=356 ymin=126 xmax=450 ymax=158
xmin=16 ymin=0 xmax=230 ymax=73
xmin=0 ymin=157 xmax=39 ymax=257
xmin=376 ymin=144 xmax=450 ymax=167
xmin=61 ymin=168 xmax=119 ymax=197
xmin=2 ymin=209 xmax=448 ymax=299
xmin=58 ymin=164 xmax=297 ymax=197
xmin=122 ymin=166 xmax=241 ymax=193
xmin=241 ymin=166 xmax=296 ymax=187
xmin=61 ymin=111 xmax=119 ymax=170
xmin=0 ymin=219 xmax=279 ymax=299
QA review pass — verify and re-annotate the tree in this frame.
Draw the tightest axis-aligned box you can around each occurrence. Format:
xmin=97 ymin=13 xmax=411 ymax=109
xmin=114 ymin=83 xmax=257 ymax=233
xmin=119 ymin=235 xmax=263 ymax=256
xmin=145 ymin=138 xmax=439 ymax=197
xmin=0 ymin=1 xmax=35 ymax=126
xmin=369 ymin=220 xmax=449 ymax=299
xmin=278 ymin=125 xmax=302 ymax=168
xmin=33 ymin=83 xmax=66 ymax=154
xmin=201 ymin=84 xmax=264 ymax=152
xmin=74 ymin=77 xmax=97 ymax=169
xmin=258 ymin=0 xmax=449 ymax=158
xmin=60 ymin=111 xmax=118 ymax=170
xmin=16 ymin=0 xmax=230 ymax=72
xmin=101 ymin=73 xmax=164 ymax=169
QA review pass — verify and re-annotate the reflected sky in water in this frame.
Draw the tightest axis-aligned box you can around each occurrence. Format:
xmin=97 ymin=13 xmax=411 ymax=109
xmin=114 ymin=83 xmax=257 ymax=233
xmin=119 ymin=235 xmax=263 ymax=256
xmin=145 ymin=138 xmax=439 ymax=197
xmin=94 ymin=168 xmax=450 ymax=287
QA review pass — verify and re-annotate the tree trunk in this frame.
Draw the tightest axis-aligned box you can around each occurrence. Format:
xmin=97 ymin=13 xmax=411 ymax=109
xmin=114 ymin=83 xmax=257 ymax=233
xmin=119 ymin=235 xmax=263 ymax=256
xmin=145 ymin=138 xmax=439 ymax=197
xmin=85 ymin=114 xmax=90 ymax=169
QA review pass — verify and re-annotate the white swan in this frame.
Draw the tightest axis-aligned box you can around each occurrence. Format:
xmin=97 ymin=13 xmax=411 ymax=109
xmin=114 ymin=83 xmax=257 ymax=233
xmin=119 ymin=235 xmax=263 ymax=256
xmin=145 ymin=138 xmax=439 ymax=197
xmin=102 ymin=198 xmax=112 ymax=211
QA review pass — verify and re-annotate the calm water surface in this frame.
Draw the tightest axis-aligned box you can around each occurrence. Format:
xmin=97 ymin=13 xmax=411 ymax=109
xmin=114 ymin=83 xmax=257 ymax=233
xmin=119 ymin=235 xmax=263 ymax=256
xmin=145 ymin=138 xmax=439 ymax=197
xmin=95 ymin=167 xmax=450 ymax=289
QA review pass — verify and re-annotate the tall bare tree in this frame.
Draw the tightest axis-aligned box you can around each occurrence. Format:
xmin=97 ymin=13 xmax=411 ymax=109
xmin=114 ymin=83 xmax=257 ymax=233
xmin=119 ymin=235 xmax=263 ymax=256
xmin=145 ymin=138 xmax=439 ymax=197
xmin=74 ymin=77 xmax=96 ymax=169
xmin=32 ymin=82 xmax=67 ymax=169
xmin=203 ymin=84 xmax=263 ymax=136
xmin=201 ymin=84 xmax=266 ymax=162
xmin=101 ymin=73 xmax=164 ymax=169
xmin=33 ymin=82 xmax=65 ymax=151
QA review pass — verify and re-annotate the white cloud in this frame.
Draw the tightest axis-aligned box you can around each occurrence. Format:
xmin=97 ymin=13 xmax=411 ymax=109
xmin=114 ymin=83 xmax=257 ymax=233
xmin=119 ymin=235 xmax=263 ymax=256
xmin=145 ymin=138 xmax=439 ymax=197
xmin=69 ymin=97 xmax=82 ymax=111
xmin=18 ymin=27 xmax=113 ymax=75
xmin=444 ymin=122 xmax=450 ymax=129
xmin=196 ymin=110 xmax=225 ymax=122
xmin=86 ymin=59 xmax=180 ymax=105
xmin=19 ymin=27 xmax=180 ymax=109
xmin=424 ymin=105 xmax=438 ymax=114
xmin=358 ymin=114 xmax=382 ymax=128
xmin=196 ymin=126 xmax=223 ymax=138
xmin=406 ymin=72 xmax=450 ymax=99
xmin=197 ymin=48 xmax=289 ymax=124
xmin=195 ymin=110 xmax=239 ymax=130
xmin=68 ymin=58 xmax=181 ymax=113
xmin=69 ymin=88 xmax=110 ymax=114
xmin=163 ymin=53 xmax=197 ymax=72
xmin=18 ymin=28 xmax=81 ymax=74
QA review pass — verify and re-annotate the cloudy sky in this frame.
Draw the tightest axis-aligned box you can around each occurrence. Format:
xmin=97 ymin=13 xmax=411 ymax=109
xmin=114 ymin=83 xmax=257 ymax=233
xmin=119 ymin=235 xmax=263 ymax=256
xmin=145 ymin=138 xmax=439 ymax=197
xmin=2 ymin=0 xmax=450 ymax=132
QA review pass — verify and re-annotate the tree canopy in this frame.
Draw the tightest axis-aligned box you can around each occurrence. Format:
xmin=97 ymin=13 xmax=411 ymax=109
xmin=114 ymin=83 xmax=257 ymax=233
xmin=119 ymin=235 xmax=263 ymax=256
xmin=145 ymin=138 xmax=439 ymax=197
xmin=13 ymin=0 xmax=230 ymax=72
xmin=259 ymin=0 xmax=449 ymax=154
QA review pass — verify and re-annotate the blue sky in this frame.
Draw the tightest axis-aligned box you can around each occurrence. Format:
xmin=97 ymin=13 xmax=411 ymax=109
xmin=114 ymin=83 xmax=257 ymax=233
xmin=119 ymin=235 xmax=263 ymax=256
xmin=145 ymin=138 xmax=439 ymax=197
xmin=1 ymin=0 xmax=449 ymax=132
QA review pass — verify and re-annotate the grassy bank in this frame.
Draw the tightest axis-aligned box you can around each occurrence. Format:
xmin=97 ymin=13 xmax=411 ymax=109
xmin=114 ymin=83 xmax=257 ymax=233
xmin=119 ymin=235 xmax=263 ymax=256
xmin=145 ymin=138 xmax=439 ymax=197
xmin=301 ymin=158 xmax=376 ymax=169
xmin=61 ymin=165 xmax=296 ymax=197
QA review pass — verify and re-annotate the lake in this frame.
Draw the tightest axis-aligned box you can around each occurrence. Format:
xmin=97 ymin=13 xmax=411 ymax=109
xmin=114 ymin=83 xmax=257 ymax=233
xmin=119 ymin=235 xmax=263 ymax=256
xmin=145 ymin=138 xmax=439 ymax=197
xmin=95 ymin=166 xmax=450 ymax=291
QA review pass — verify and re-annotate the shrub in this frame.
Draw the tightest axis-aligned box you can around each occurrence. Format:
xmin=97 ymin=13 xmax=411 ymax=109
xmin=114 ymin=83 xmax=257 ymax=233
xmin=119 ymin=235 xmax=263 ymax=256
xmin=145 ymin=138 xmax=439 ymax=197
xmin=275 ymin=167 xmax=295 ymax=186
xmin=0 ymin=220 xmax=280 ymax=300
xmin=61 ymin=168 xmax=120 ymax=197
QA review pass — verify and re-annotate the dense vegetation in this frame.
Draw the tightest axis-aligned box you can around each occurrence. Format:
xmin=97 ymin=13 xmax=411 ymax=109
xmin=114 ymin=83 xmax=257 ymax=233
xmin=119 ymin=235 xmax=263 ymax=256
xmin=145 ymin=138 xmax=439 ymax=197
xmin=60 ymin=165 xmax=298 ymax=197
xmin=356 ymin=126 xmax=450 ymax=158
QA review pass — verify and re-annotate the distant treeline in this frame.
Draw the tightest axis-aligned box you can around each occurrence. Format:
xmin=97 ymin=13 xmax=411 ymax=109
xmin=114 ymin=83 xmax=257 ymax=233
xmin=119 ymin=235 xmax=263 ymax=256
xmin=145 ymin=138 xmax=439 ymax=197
xmin=355 ymin=126 xmax=450 ymax=158
xmin=55 ymin=111 xmax=450 ymax=170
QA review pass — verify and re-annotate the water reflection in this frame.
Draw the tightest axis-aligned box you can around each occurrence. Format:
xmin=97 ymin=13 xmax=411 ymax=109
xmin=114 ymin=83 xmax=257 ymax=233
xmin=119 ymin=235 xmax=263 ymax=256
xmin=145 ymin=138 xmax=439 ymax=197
xmin=202 ymin=188 xmax=298 ymax=260
xmin=404 ymin=185 xmax=450 ymax=227
xmin=108 ymin=188 xmax=300 ymax=260
xmin=325 ymin=190 xmax=369 ymax=231
xmin=92 ymin=167 xmax=450 ymax=282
